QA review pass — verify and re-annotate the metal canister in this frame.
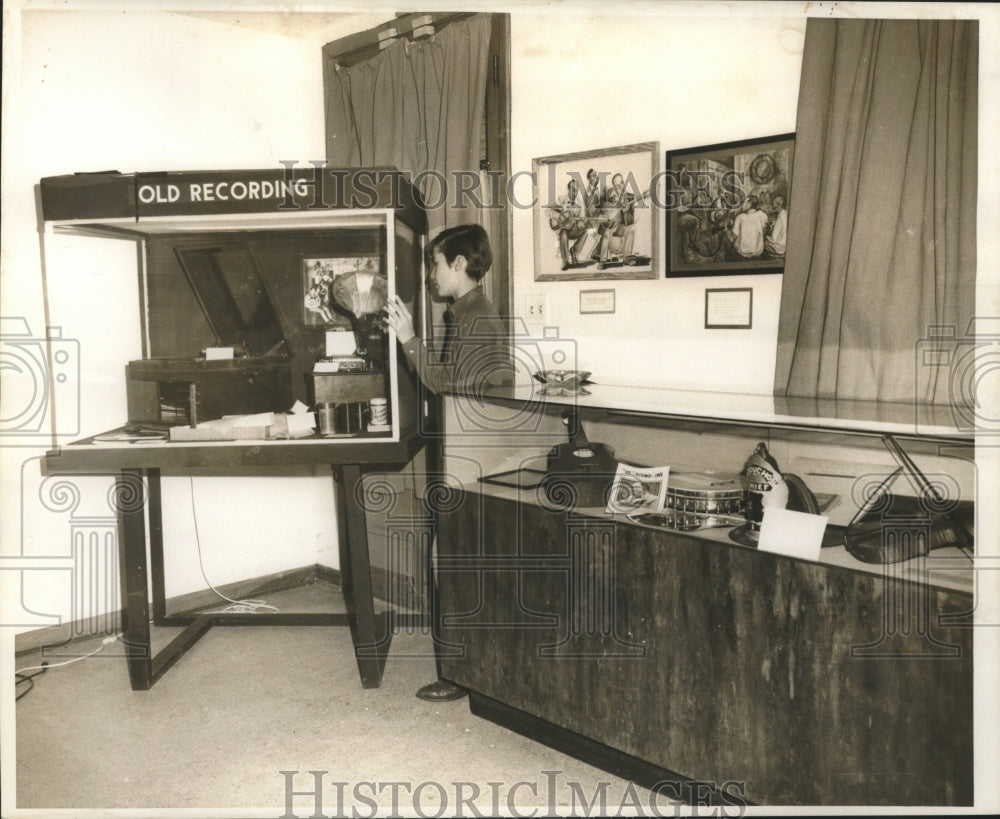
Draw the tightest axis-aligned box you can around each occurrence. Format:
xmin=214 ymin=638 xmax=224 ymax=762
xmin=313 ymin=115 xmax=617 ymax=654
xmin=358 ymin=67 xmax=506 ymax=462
xmin=317 ymin=402 xmax=337 ymax=436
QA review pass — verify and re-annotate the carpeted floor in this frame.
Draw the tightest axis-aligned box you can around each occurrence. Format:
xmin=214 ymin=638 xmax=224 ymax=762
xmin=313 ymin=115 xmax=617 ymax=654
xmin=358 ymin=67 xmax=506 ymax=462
xmin=13 ymin=581 xmax=650 ymax=817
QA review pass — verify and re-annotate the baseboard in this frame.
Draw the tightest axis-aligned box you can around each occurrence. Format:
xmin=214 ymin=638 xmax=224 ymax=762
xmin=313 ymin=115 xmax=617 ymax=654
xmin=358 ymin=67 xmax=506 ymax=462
xmin=14 ymin=563 xmax=342 ymax=656
xmin=467 ymin=691 xmax=754 ymax=808
xmin=12 ymin=561 xmax=431 ymax=655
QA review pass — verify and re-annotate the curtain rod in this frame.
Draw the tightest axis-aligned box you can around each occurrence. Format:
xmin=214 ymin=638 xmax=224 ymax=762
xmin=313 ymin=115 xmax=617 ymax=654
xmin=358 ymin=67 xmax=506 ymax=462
xmin=323 ymin=12 xmax=477 ymax=67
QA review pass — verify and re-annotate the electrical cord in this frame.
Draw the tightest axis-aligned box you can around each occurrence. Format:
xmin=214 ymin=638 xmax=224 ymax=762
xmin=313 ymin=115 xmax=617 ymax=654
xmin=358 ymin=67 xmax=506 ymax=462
xmin=15 ymin=634 xmax=120 ymax=701
xmin=16 ymin=475 xmax=279 ymax=702
xmin=189 ymin=475 xmax=279 ymax=614
xmin=15 ymin=668 xmax=47 ymax=701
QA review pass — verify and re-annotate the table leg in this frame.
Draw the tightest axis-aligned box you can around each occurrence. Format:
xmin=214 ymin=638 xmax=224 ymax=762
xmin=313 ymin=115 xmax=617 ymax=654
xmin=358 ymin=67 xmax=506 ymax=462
xmin=105 ymin=463 xmax=400 ymax=691
xmin=115 ymin=468 xmax=152 ymax=690
xmin=147 ymin=469 xmax=166 ymax=622
xmin=423 ymin=410 xmax=445 ymax=681
xmin=335 ymin=463 xmax=391 ymax=688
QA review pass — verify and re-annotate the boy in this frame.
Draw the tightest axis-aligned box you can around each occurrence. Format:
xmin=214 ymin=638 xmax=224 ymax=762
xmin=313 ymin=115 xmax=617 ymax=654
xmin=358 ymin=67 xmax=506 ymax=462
xmin=385 ymin=223 xmax=513 ymax=394
xmin=384 ymin=223 xmax=512 ymax=702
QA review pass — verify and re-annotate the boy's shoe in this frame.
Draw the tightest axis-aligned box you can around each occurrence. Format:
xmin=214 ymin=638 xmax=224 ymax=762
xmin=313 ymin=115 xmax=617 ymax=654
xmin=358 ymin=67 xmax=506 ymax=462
xmin=416 ymin=680 xmax=467 ymax=701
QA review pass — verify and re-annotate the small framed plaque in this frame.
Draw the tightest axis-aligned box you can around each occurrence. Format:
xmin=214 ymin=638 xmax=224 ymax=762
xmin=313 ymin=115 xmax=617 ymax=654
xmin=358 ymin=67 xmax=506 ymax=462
xmin=580 ymin=289 xmax=616 ymax=314
xmin=705 ymin=287 xmax=752 ymax=329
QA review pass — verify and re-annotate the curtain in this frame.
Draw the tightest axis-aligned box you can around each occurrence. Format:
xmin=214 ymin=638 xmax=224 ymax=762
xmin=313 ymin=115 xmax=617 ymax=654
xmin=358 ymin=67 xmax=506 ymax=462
xmin=325 ymin=15 xmax=492 ymax=237
xmin=774 ymin=19 xmax=978 ymax=405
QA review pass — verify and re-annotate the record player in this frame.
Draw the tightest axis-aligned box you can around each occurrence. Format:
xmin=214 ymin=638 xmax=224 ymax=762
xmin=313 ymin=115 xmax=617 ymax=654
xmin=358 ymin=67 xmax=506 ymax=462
xmin=307 ymin=266 xmax=390 ymax=408
xmin=126 ymin=243 xmax=292 ymax=427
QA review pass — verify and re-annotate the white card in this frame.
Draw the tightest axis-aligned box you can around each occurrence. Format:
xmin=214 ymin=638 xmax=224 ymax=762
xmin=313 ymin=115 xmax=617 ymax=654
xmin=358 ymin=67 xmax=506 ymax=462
xmin=325 ymin=331 xmax=356 ymax=357
xmin=758 ymin=507 xmax=829 ymax=562
xmin=286 ymin=412 xmax=317 ymax=433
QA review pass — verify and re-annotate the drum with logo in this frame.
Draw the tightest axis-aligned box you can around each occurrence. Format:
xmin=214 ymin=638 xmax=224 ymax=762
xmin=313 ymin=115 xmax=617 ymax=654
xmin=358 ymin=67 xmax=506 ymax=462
xmin=662 ymin=471 xmax=747 ymax=531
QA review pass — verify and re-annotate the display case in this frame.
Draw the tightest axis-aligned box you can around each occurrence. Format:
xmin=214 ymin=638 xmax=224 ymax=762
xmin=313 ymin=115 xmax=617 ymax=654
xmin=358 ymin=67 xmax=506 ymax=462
xmin=35 ymin=169 xmax=432 ymax=691
xmin=38 ymin=167 xmax=428 ymax=447
xmin=432 ymin=387 xmax=977 ymax=805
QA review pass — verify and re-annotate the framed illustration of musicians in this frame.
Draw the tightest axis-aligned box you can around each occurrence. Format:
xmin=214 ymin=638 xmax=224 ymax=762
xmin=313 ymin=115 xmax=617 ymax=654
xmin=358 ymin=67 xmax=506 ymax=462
xmin=665 ymin=133 xmax=795 ymax=277
xmin=532 ymin=142 xmax=660 ymax=281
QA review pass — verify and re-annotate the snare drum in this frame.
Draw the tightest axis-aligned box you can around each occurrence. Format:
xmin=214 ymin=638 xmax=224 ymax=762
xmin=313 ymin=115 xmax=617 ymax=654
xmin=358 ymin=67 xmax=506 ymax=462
xmin=662 ymin=472 xmax=746 ymax=530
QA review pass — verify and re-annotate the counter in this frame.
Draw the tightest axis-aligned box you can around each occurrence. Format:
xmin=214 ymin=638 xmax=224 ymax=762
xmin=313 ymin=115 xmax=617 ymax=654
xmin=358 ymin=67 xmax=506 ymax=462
xmin=432 ymin=385 xmax=975 ymax=805
xmin=454 ymin=380 xmax=974 ymax=443
xmin=435 ymin=482 xmax=973 ymax=806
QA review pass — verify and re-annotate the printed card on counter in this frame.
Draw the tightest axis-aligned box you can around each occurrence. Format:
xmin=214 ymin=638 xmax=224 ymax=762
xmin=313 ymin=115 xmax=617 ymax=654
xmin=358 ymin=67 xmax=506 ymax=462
xmin=758 ymin=507 xmax=829 ymax=562
xmin=606 ymin=463 xmax=670 ymax=515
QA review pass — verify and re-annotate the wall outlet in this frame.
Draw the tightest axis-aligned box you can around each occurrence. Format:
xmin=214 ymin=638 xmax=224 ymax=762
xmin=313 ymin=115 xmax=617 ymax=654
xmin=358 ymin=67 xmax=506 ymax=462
xmin=524 ymin=294 xmax=548 ymax=322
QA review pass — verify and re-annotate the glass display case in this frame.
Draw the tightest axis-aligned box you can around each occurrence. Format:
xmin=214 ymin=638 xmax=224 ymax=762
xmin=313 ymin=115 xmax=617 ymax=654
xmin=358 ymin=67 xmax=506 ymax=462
xmin=38 ymin=167 xmax=427 ymax=447
xmin=35 ymin=168 xmax=432 ymax=691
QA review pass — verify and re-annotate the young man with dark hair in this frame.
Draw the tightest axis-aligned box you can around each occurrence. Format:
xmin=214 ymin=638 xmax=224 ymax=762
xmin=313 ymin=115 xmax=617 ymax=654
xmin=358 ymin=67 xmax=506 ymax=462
xmin=385 ymin=223 xmax=512 ymax=702
xmin=386 ymin=223 xmax=512 ymax=394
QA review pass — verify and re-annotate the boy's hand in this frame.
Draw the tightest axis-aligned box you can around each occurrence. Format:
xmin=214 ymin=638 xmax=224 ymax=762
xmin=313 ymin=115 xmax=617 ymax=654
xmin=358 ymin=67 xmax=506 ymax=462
xmin=384 ymin=296 xmax=416 ymax=344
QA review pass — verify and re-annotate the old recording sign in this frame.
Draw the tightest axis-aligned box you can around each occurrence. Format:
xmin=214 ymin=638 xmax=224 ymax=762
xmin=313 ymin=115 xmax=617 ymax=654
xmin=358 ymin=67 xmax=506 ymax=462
xmin=39 ymin=167 xmax=425 ymax=230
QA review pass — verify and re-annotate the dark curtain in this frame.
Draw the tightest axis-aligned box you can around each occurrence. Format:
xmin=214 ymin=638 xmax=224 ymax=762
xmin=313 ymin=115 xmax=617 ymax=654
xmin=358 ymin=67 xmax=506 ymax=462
xmin=324 ymin=15 xmax=492 ymax=237
xmin=774 ymin=18 xmax=978 ymax=405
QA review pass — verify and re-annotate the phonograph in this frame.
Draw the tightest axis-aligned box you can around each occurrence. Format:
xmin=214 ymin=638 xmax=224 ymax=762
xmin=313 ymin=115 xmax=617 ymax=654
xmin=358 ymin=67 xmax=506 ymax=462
xmin=125 ymin=242 xmax=293 ymax=428
xmin=306 ymin=259 xmax=391 ymax=410
xmin=40 ymin=166 xmax=428 ymax=440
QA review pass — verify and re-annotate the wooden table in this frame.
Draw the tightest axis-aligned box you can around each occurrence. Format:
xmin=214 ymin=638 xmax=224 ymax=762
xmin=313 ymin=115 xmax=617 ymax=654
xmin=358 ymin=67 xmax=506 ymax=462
xmin=42 ymin=432 xmax=427 ymax=690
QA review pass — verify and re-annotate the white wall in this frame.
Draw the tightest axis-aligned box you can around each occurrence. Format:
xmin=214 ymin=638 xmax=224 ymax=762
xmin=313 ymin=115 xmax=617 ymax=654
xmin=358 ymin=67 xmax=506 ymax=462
xmin=0 ymin=8 xmax=382 ymax=634
xmin=509 ymin=6 xmax=805 ymax=393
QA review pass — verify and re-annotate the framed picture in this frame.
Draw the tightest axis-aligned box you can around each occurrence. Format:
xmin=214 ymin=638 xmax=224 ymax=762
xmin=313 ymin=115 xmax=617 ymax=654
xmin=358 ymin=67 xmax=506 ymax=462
xmin=665 ymin=133 xmax=794 ymax=277
xmin=301 ymin=255 xmax=380 ymax=328
xmin=532 ymin=142 xmax=660 ymax=281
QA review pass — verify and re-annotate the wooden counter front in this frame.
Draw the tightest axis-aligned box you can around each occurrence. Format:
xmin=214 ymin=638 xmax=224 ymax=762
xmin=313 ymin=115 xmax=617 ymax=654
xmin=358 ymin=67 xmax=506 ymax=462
xmin=435 ymin=488 xmax=973 ymax=806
